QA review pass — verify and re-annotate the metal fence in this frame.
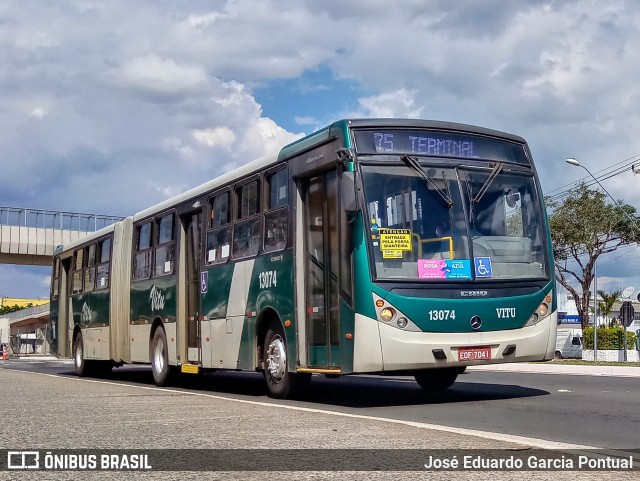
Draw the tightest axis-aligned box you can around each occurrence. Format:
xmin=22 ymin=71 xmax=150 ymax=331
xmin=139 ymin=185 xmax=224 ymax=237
xmin=0 ymin=206 xmax=123 ymax=232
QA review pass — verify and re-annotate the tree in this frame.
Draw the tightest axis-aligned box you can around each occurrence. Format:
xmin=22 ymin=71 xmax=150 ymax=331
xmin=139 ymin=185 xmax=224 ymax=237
xmin=546 ymin=183 xmax=640 ymax=330
xmin=0 ymin=304 xmax=29 ymax=315
xmin=597 ymin=289 xmax=622 ymax=326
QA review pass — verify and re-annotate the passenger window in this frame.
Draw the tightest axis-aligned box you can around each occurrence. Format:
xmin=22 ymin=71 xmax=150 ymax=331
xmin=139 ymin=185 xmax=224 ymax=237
xmin=264 ymin=168 xmax=288 ymax=253
xmin=134 ymin=222 xmax=152 ymax=280
xmin=158 ymin=214 xmax=174 ymax=245
xmin=233 ymin=180 xmax=261 ymax=258
xmin=137 ymin=222 xmax=152 ymax=251
xmin=211 ymin=192 xmax=230 ymax=229
xmin=96 ymin=237 xmax=111 ymax=289
xmin=268 ymin=168 xmax=288 ymax=209
xmin=237 ymin=180 xmax=259 ymax=219
xmin=72 ymin=249 xmax=84 ymax=294
xmin=233 ymin=218 xmax=260 ymax=258
xmin=206 ymin=192 xmax=231 ymax=265
xmin=154 ymin=214 xmax=175 ymax=276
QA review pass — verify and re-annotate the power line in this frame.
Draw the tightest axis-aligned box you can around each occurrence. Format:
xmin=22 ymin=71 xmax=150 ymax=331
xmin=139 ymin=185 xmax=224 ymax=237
xmin=546 ymin=152 xmax=640 ymax=202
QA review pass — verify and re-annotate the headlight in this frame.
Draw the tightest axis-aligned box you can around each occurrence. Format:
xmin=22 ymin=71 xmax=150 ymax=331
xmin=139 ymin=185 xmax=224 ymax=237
xmin=536 ymin=303 xmax=549 ymax=317
xmin=396 ymin=317 xmax=408 ymax=329
xmin=380 ymin=307 xmax=396 ymax=322
xmin=525 ymin=301 xmax=550 ymax=327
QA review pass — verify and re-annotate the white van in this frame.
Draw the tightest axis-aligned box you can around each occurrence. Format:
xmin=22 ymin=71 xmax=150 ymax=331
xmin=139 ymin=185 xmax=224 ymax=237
xmin=555 ymin=328 xmax=583 ymax=359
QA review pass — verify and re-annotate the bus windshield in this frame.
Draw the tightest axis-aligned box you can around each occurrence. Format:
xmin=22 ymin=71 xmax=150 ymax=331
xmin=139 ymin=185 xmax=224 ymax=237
xmin=361 ymin=163 xmax=548 ymax=282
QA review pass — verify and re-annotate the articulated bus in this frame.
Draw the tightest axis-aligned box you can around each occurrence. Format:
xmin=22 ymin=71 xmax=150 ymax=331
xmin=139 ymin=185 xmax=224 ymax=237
xmin=49 ymin=119 xmax=556 ymax=398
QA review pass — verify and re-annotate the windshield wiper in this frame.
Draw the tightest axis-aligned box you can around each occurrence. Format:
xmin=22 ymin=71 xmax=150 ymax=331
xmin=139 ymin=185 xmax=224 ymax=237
xmin=471 ymin=162 xmax=503 ymax=204
xmin=400 ymin=155 xmax=453 ymax=207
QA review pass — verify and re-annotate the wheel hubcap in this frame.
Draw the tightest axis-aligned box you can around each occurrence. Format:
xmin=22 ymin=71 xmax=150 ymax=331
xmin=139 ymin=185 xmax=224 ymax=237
xmin=153 ymin=337 xmax=165 ymax=374
xmin=75 ymin=340 xmax=82 ymax=368
xmin=266 ymin=335 xmax=286 ymax=383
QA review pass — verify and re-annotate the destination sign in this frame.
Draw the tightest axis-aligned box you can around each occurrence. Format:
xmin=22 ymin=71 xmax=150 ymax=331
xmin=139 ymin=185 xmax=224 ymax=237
xmin=354 ymin=130 xmax=530 ymax=164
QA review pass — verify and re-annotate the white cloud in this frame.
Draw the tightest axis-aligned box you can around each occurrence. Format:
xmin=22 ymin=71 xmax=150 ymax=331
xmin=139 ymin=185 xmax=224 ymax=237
xmin=354 ymin=89 xmax=423 ymax=119
xmin=113 ymin=54 xmax=208 ymax=95
xmin=29 ymin=108 xmax=46 ymax=119
xmin=295 ymin=116 xmax=318 ymax=126
xmin=192 ymin=127 xmax=236 ymax=148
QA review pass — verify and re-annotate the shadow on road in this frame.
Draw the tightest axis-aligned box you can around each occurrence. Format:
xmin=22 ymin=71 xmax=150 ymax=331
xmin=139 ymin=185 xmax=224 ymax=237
xmin=45 ymin=364 xmax=549 ymax=408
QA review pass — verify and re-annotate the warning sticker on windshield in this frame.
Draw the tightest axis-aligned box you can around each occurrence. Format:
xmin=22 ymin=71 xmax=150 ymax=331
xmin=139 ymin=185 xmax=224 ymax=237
xmin=379 ymin=229 xmax=412 ymax=251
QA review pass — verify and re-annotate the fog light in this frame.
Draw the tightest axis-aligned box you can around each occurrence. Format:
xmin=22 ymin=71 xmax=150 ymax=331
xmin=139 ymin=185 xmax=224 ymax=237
xmin=380 ymin=307 xmax=396 ymax=322
xmin=396 ymin=317 xmax=408 ymax=329
xmin=525 ymin=313 xmax=539 ymax=326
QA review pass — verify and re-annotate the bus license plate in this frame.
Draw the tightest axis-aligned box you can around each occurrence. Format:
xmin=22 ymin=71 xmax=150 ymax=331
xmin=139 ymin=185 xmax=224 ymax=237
xmin=458 ymin=346 xmax=491 ymax=361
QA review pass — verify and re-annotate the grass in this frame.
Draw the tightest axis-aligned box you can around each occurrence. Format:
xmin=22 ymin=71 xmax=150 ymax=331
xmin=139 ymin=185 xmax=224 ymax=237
xmin=550 ymin=359 xmax=640 ymax=367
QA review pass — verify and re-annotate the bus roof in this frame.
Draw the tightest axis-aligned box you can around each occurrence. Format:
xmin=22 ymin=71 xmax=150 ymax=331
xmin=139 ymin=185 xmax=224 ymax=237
xmin=55 ymin=118 xmax=527 ymax=254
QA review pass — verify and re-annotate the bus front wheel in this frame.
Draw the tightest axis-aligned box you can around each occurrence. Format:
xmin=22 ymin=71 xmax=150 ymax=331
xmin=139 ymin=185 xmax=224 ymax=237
xmin=263 ymin=321 xmax=310 ymax=399
xmin=414 ymin=368 xmax=460 ymax=391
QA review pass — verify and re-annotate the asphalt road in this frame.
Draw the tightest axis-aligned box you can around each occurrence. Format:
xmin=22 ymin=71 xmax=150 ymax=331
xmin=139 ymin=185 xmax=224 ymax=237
xmin=2 ymin=358 xmax=639 ymax=451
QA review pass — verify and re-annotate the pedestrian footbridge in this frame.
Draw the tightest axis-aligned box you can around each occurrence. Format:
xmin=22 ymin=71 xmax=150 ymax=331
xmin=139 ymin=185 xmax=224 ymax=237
xmin=0 ymin=206 xmax=123 ymax=266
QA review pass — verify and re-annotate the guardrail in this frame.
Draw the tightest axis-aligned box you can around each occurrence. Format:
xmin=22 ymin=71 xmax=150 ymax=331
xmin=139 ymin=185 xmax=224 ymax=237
xmin=0 ymin=206 xmax=123 ymax=232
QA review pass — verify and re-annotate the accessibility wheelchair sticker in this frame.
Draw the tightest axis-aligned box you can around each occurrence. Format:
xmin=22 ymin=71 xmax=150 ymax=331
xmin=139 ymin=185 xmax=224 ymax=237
xmin=474 ymin=257 xmax=493 ymax=278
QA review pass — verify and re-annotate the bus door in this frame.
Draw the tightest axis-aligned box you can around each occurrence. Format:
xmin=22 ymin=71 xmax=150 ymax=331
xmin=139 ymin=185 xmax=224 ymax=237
xmin=180 ymin=211 xmax=203 ymax=363
xmin=53 ymin=256 xmax=72 ymax=357
xmin=302 ymin=170 xmax=341 ymax=368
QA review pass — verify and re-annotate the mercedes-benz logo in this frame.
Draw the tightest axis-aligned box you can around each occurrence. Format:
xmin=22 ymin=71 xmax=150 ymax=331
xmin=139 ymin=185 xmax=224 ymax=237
xmin=470 ymin=316 xmax=482 ymax=330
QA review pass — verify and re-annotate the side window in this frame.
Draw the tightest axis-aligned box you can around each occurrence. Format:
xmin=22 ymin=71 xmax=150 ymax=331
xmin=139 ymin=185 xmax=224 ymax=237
xmin=133 ymin=222 xmax=152 ymax=280
xmin=264 ymin=168 xmax=288 ymax=253
xmin=72 ymin=249 xmax=84 ymax=294
xmin=233 ymin=179 xmax=261 ymax=258
xmin=83 ymin=244 xmax=96 ymax=292
xmin=154 ymin=213 xmax=175 ymax=277
xmin=206 ymin=191 xmax=231 ymax=264
xmin=96 ymin=237 xmax=112 ymax=290
xmin=238 ymin=179 xmax=260 ymax=218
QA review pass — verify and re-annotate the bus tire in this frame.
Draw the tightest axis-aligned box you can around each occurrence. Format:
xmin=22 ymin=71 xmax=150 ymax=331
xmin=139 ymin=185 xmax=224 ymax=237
xmin=150 ymin=327 xmax=171 ymax=387
xmin=73 ymin=331 xmax=88 ymax=377
xmin=414 ymin=368 xmax=459 ymax=391
xmin=263 ymin=321 xmax=310 ymax=399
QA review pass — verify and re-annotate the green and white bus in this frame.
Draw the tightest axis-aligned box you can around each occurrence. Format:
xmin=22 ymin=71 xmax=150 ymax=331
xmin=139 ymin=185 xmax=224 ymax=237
xmin=49 ymin=119 xmax=556 ymax=398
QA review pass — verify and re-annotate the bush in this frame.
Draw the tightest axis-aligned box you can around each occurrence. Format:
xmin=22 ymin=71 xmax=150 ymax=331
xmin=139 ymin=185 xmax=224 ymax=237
xmin=582 ymin=327 xmax=636 ymax=350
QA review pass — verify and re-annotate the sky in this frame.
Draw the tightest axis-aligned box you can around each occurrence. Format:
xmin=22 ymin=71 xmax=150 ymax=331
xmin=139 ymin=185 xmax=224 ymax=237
xmin=1 ymin=0 xmax=640 ymax=301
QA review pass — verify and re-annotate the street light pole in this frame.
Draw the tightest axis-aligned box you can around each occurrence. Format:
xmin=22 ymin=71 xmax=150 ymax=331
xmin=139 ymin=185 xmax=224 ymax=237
xmin=566 ymin=157 xmax=640 ymax=362
xmin=593 ymin=260 xmax=598 ymax=361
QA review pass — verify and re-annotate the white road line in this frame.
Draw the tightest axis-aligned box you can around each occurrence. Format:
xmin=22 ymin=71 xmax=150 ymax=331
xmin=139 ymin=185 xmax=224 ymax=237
xmin=4 ymin=367 xmax=597 ymax=451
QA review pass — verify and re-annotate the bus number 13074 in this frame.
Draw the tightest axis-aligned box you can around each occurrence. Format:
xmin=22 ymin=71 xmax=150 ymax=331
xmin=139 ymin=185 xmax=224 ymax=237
xmin=258 ymin=270 xmax=278 ymax=289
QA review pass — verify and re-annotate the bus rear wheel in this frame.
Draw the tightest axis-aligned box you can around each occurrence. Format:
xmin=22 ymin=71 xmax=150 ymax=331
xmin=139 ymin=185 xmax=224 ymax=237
xmin=414 ymin=368 xmax=461 ymax=391
xmin=263 ymin=321 xmax=310 ymax=399
xmin=73 ymin=332 xmax=88 ymax=377
xmin=150 ymin=327 xmax=172 ymax=386
xmin=73 ymin=332 xmax=110 ymax=377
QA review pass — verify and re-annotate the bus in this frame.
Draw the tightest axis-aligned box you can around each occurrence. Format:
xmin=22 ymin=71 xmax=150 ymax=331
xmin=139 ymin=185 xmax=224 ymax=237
xmin=49 ymin=118 xmax=557 ymax=398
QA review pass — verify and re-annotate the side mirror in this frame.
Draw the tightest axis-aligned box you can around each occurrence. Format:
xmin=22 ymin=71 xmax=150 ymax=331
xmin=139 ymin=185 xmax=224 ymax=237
xmin=340 ymin=171 xmax=358 ymax=213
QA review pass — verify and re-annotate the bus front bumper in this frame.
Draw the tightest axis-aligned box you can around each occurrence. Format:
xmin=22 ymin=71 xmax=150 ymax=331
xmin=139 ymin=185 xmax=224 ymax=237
xmin=353 ymin=312 xmax=557 ymax=372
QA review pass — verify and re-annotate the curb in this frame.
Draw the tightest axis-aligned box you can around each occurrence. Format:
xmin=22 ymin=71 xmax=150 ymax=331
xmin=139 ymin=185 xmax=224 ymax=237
xmin=468 ymin=362 xmax=640 ymax=378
